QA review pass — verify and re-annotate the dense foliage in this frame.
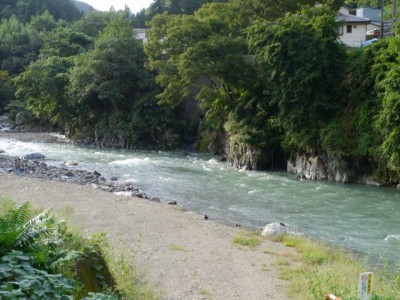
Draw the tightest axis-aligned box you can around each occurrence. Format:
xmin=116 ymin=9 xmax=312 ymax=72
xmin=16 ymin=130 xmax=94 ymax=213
xmin=0 ymin=0 xmax=81 ymax=22
xmin=0 ymin=198 xmax=117 ymax=299
xmin=6 ymin=5 xmax=183 ymax=149
xmin=144 ymin=1 xmax=346 ymax=161
xmin=132 ymin=0 xmax=229 ymax=27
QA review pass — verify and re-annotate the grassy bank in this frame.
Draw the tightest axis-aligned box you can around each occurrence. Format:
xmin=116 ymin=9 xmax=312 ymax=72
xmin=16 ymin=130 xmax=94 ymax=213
xmin=274 ymin=235 xmax=400 ymax=300
xmin=231 ymin=230 xmax=399 ymax=299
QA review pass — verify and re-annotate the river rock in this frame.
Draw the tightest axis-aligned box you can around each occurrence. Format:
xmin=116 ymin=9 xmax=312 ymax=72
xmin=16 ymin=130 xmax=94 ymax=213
xmin=24 ymin=153 xmax=45 ymax=160
xmin=63 ymin=170 xmax=75 ymax=177
xmin=365 ymin=178 xmax=383 ymax=187
xmin=0 ymin=153 xmax=158 ymax=205
xmin=114 ymin=191 xmax=134 ymax=197
xmin=261 ymin=223 xmax=288 ymax=237
xmin=65 ymin=161 xmax=78 ymax=166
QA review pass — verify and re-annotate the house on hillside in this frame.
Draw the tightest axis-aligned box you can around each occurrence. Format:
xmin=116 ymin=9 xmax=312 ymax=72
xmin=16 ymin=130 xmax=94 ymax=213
xmin=357 ymin=7 xmax=394 ymax=38
xmin=337 ymin=5 xmax=371 ymax=47
xmin=357 ymin=7 xmax=381 ymax=36
xmin=133 ymin=28 xmax=149 ymax=43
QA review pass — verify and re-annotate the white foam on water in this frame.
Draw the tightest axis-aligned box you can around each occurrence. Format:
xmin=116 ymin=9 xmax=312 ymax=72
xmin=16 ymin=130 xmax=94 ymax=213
xmin=384 ymin=235 xmax=400 ymax=243
xmin=159 ymin=176 xmax=171 ymax=182
xmin=109 ymin=157 xmax=150 ymax=166
xmin=0 ymin=126 xmax=11 ymax=132
xmin=202 ymin=165 xmax=212 ymax=171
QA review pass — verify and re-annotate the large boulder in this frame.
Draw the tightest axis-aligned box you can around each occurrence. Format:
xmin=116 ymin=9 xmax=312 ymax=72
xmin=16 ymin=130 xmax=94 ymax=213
xmin=261 ymin=223 xmax=288 ymax=237
xmin=24 ymin=153 xmax=45 ymax=160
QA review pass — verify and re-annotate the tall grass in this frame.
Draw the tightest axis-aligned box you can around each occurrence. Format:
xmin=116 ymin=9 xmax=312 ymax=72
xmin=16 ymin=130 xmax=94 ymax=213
xmin=233 ymin=230 xmax=261 ymax=248
xmin=275 ymin=235 xmax=400 ymax=300
xmin=90 ymin=233 xmax=159 ymax=300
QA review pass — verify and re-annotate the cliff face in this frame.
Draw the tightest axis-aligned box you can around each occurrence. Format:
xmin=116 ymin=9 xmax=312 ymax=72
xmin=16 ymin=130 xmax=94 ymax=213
xmin=287 ymin=152 xmax=349 ymax=183
xmin=286 ymin=151 xmax=387 ymax=186
xmin=225 ymin=138 xmax=286 ymax=171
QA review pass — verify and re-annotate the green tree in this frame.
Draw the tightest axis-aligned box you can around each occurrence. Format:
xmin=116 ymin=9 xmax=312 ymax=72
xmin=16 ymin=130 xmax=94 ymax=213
xmin=14 ymin=56 xmax=73 ymax=127
xmin=29 ymin=10 xmax=57 ymax=32
xmin=40 ymin=27 xmax=92 ymax=58
xmin=247 ymin=7 xmax=347 ymax=151
xmin=16 ymin=0 xmax=80 ymax=23
xmin=374 ymin=37 xmax=400 ymax=170
xmin=67 ymin=14 xmax=177 ymax=147
xmin=71 ymin=10 xmax=112 ymax=37
xmin=0 ymin=15 xmax=38 ymax=74
xmin=0 ymin=70 xmax=14 ymax=113
xmin=146 ymin=0 xmax=334 ymax=160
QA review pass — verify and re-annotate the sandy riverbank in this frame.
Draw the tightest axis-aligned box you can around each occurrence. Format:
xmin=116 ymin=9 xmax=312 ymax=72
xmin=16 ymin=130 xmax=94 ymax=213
xmin=0 ymin=173 xmax=297 ymax=299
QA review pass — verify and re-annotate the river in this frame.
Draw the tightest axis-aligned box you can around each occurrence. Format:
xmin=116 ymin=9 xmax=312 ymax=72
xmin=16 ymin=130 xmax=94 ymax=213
xmin=1 ymin=136 xmax=400 ymax=263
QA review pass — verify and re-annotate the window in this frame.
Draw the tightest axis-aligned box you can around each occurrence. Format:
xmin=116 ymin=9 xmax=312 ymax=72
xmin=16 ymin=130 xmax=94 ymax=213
xmin=347 ymin=25 xmax=352 ymax=33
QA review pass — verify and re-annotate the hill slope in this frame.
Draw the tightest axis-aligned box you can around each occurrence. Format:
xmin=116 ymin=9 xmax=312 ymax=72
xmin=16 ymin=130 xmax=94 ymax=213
xmin=73 ymin=0 xmax=94 ymax=14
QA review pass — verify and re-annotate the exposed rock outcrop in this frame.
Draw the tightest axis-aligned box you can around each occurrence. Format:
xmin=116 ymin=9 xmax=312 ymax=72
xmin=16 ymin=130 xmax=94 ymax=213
xmin=287 ymin=152 xmax=349 ymax=182
xmin=286 ymin=151 xmax=387 ymax=186
xmin=15 ymin=112 xmax=25 ymax=126
xmin=225 ymin=139 xmax=286 ymax=171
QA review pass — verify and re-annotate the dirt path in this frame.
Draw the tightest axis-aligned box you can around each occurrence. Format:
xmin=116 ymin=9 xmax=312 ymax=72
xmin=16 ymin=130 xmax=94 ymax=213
xmin=0 ymin=173 xmax=297 ymax=300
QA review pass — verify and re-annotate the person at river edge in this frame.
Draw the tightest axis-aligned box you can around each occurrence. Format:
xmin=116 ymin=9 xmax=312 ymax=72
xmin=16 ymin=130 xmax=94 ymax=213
xmin=14 ymin=157 xmax=21 ymax=175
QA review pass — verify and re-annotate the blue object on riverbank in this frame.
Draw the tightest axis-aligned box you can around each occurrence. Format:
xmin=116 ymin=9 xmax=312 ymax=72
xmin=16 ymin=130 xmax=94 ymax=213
xmin=361 ymin=38 xmax=378 ymax=47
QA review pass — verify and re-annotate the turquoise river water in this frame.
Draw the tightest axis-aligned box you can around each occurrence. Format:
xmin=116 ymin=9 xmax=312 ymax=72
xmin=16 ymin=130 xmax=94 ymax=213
xmin=1 ymin=137 xmax=400 ymax=263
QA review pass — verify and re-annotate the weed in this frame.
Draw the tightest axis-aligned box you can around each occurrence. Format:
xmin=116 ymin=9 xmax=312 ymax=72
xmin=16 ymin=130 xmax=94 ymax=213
xmin=262 ymin=263 xmax=270 ymax=272
xmin=168 ymin=243 xmax=188 ymax=251
xmin=199 ymin=287 xmax=208 ymax=295
xmin=233 ymin=230 xmax=261 ymax=248
xmin=275 ymin=258 xmax=290 ymax=266
xmin=263 ymin=248 xmax=275 ymax=255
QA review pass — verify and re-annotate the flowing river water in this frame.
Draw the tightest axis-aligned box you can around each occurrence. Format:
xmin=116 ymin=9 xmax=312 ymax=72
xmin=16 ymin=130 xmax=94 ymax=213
xmin=1 ymin=136 xmax=400 ymax=263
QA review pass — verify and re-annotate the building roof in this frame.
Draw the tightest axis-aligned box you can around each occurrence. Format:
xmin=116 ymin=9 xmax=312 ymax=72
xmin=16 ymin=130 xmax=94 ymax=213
xmin=336 ymin=13 xmax=371 ymax=24
xmin=356 ymin=7 xmax=381 ymax=22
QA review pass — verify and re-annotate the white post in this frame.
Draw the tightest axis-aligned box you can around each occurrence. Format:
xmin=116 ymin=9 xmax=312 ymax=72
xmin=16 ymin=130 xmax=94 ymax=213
xmin=359 ymin=272 xmax=373 ymax=300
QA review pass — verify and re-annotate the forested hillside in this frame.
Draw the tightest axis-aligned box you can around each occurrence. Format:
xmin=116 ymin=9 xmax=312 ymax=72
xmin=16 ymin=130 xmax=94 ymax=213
xmin=2 ymin=0 xmax=400 ymax=184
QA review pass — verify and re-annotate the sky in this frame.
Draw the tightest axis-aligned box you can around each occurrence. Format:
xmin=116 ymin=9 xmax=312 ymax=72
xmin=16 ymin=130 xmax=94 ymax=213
xmin=81 ymin=0 xmax=154 ymax=13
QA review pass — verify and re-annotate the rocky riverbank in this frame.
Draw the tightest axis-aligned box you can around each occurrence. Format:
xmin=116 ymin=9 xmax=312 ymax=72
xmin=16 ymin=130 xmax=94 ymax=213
xmin=0 ymin=129 xmax=161 ymax=202
xmin=0 ymin=153 xmax=160 ymax=201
